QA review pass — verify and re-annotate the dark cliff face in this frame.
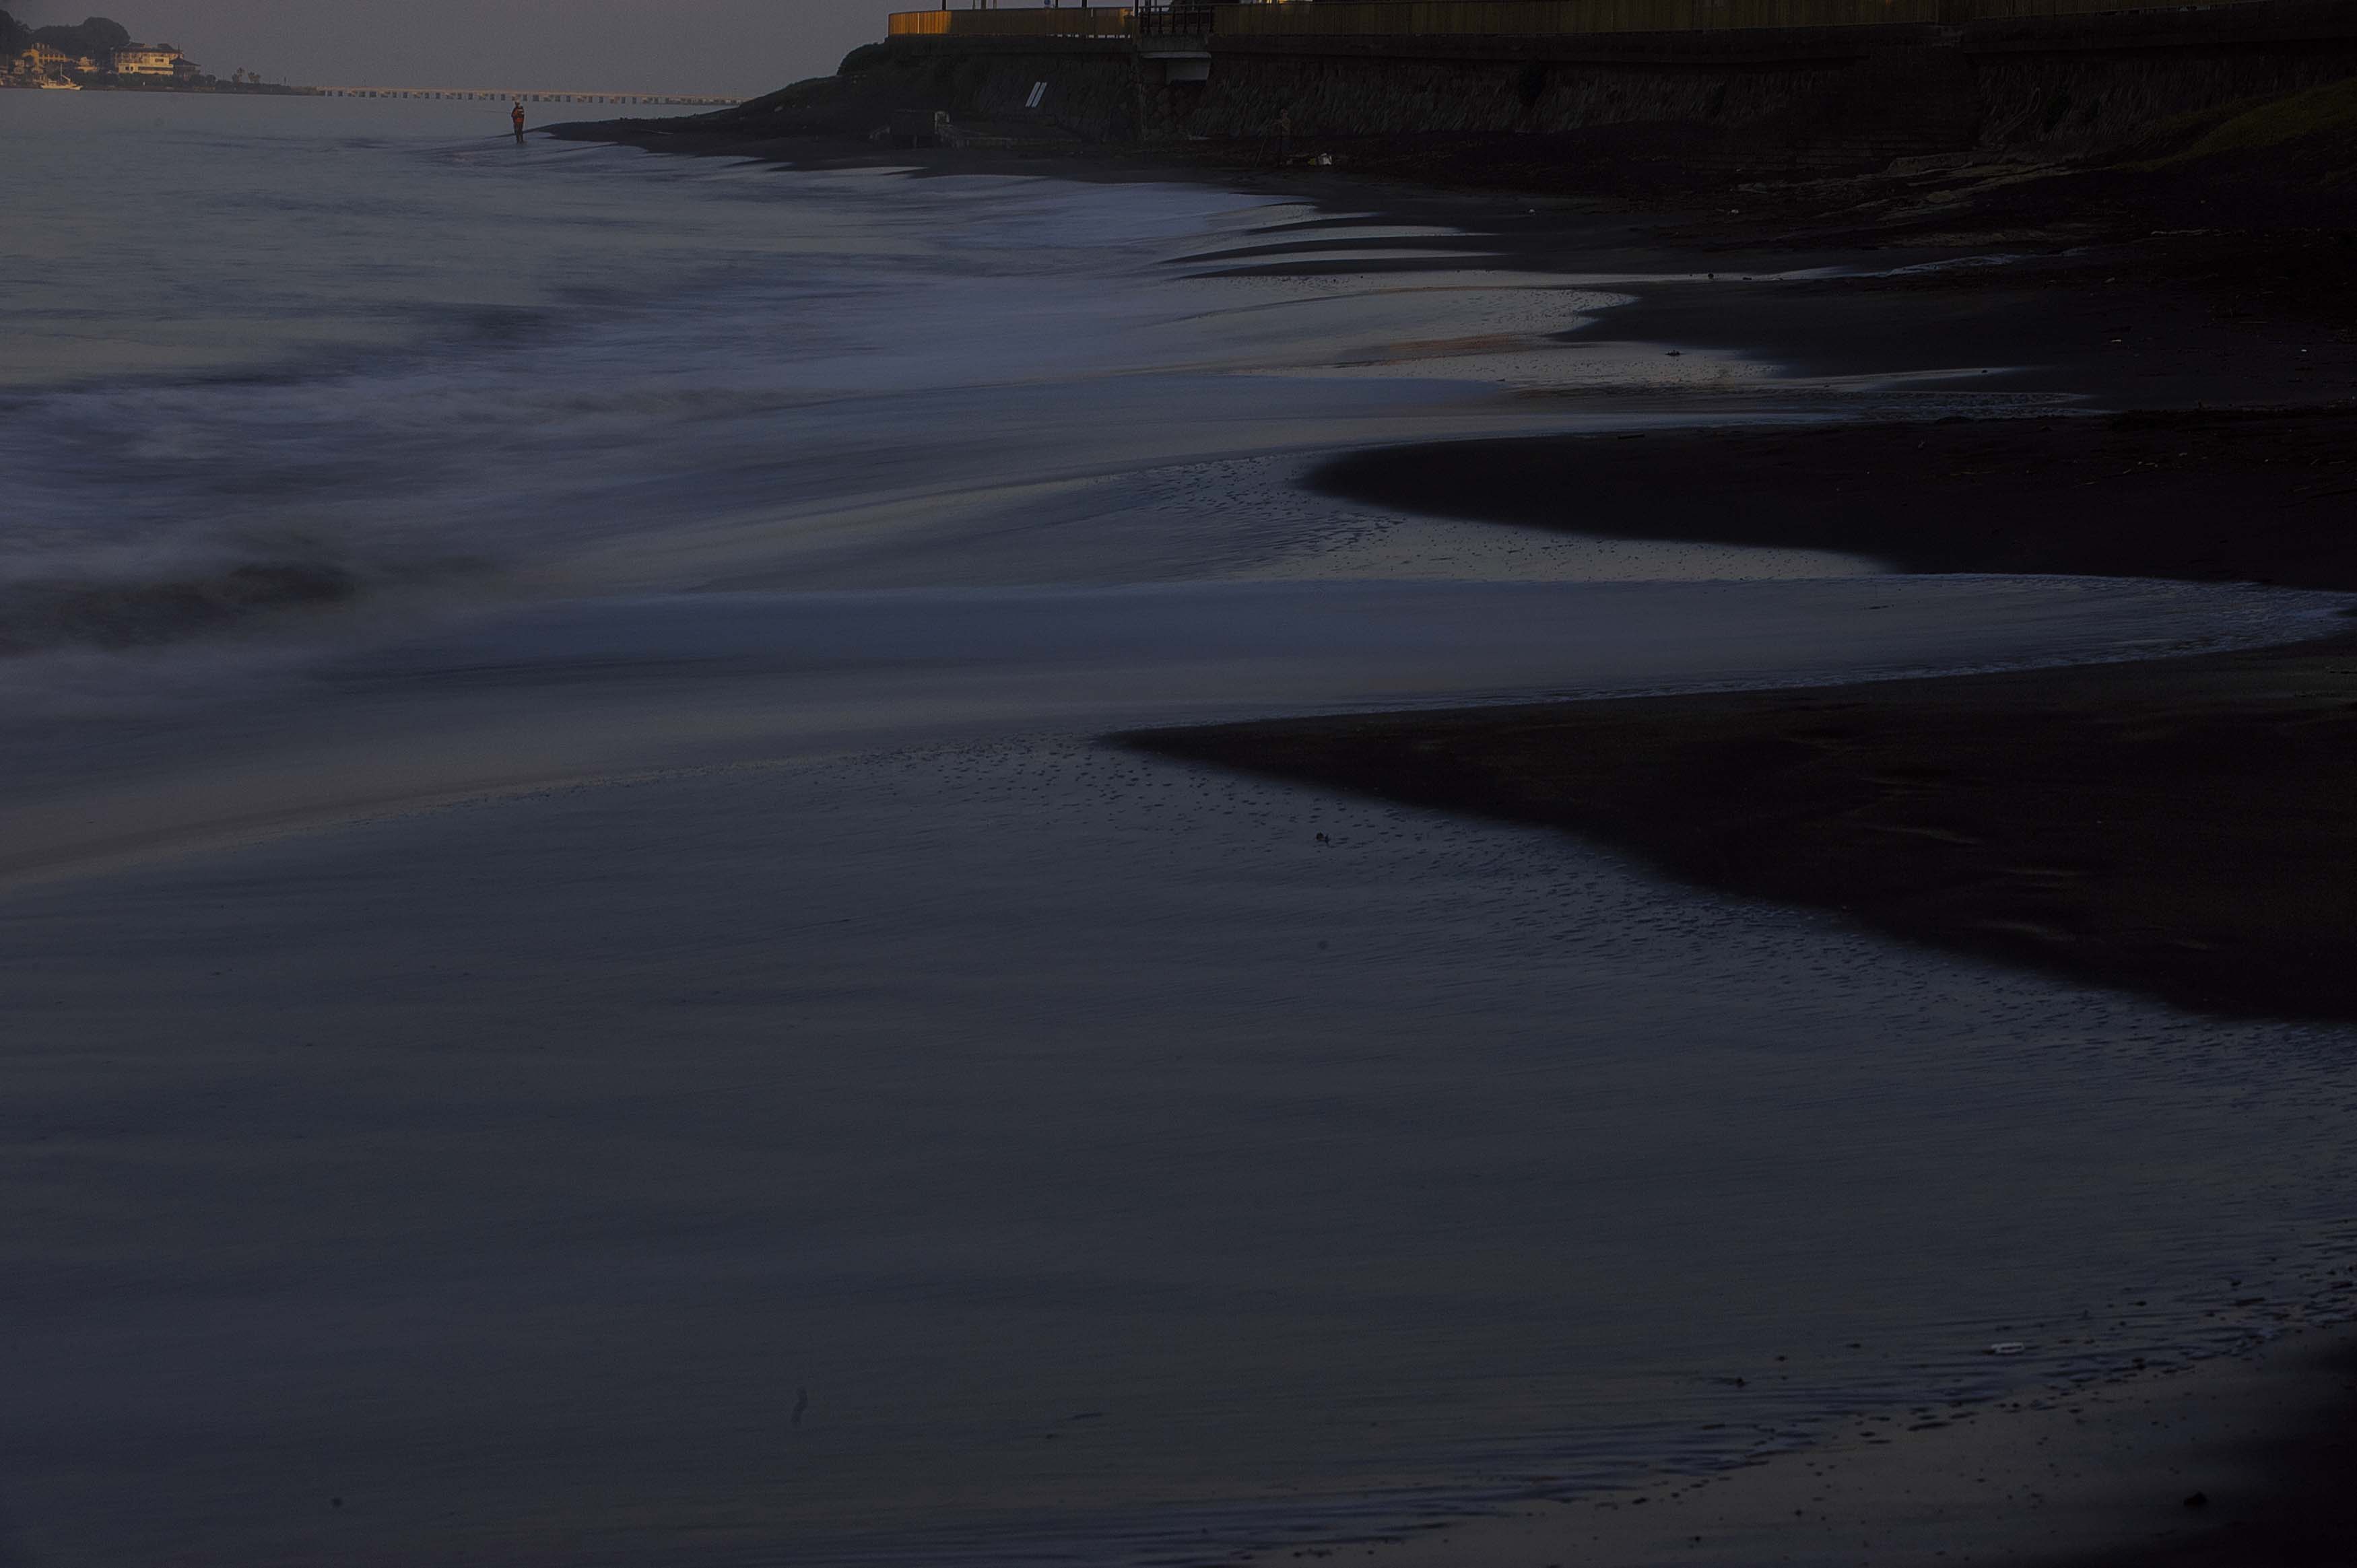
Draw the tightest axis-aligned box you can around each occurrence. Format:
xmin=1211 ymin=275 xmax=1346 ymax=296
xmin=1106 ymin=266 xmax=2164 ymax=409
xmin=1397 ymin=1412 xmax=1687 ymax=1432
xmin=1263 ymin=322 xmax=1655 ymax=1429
xmin=622 ymin=0 xmax=2357 ymax=200
xmin=30 ymin=13 xmax=131 ymax=59
xmin=1146 ymin=11 xmax=2357 ymax=170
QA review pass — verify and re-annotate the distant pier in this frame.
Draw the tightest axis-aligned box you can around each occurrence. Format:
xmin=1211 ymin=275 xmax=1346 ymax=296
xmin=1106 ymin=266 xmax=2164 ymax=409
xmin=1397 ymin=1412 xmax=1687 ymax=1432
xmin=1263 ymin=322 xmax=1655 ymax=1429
xmin=315 ymin=86 xmax=741 ymax=106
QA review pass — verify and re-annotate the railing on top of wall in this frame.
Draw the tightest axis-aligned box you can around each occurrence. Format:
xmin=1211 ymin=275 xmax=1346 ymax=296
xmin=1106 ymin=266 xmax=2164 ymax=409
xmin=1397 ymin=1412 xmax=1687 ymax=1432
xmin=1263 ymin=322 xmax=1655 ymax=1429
xmin=888 ymin=7 xmax=1135 ymax=36
xmin=888 ymin=0 xmax=2267 ymax=38
xmin=1229 ymin=0 xmax=1935 ymax=30
xmin=1214 ymin=0 xmax=2267 ymax=33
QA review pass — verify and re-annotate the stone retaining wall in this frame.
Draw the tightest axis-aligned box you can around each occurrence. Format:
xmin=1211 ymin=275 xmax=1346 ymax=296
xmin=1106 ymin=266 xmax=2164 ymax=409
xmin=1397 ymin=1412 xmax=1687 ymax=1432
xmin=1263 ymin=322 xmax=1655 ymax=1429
xmin=832 ymin=1 xmax=2357 ymax=169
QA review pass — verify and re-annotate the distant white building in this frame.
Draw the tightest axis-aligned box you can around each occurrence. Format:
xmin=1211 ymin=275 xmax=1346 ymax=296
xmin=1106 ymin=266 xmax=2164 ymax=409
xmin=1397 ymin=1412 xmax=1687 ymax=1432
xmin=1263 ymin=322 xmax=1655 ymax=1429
xmin=111 ymin=46 xmax=182 ymax=75
xmin=17 ymin=42 xmax=88 ymax=75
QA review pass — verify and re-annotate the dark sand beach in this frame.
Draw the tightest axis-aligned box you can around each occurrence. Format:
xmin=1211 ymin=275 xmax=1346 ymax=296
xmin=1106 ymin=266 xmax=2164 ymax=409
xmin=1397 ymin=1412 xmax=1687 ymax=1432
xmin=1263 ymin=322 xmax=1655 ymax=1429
xmin=1127 ymin=409 xmax=2357 ymax=1564
xmin=1314 ymin=409 xmax=2357 ymax=592
xmin=535 ymin=89 xmax=2357 ymax=1567
xmin=1125 ymin=613 xmax=2357 ymax=1025
xmin=1098 ymin=139 xmax=2357 ymax=1561
xmin=1112 ymin=156 xmax=2357 ymax=1025
xmin=11 ymin=80 xmax=2354 ymax=1567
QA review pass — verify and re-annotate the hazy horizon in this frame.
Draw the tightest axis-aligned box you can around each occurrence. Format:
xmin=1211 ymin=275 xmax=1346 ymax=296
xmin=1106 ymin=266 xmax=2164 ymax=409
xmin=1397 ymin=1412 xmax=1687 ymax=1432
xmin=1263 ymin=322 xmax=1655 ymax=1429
xmin=5 ymin=0 xmax=894 ymax=94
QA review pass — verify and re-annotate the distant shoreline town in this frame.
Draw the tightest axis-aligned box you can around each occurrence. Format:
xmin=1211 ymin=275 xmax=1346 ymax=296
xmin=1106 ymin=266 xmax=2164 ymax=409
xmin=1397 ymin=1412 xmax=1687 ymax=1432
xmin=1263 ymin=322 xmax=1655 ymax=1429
xmin=1 ymin=10 xmax=740 ymax=103
xmin=1 ymin=11 xmax=300 ymax=92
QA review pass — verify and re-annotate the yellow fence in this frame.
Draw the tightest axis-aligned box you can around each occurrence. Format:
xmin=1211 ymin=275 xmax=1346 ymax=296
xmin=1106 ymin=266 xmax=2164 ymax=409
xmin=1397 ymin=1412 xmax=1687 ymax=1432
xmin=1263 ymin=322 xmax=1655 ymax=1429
xmin=889 ymin=7 xmax=1135 ymax=36
xmin=1224 ymin=0 xmax=1931 ymax=30
xmin=889 ymin=0 xmax=2261 ymax=37
xmin=1218 ymin=0 xmax=2261 ymax=32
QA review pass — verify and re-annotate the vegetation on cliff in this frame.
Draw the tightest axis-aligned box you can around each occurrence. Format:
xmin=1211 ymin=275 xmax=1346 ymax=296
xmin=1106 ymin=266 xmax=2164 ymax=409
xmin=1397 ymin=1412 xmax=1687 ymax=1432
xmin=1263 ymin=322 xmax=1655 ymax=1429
xmin=33 ymin=13 xmax=131 ymax=57
xmin=2170 ymin=73 xmax=2357 ymax=172
xmin=3 ymin=11 xmax=134 ymax=60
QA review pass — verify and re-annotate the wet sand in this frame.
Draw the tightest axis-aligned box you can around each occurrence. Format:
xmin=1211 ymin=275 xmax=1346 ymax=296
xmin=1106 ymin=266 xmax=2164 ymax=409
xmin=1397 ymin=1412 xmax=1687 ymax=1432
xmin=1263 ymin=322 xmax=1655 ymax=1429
xmin=1122 ymin=407 xmax=2357 ymax=1565
xmin=527 ymin=103 xmax=2357 ymax=1565
xmin=28 ymin=574 xmax=2346 ymax=1565
xmin=1354 ymin=1328 xmax=2357 ymax=1568
xmin=1127 ymin=618 xmax=2357 ymax=1011
xmin=1230 ymin=407 xmax=2357 ymax=1023
xmin=35 ymin=151 xmax=2356 ymax=1560
xmin=26 ymin=107 xmax=2357 ymax=1566
xmin=1311 ymin=409 xmax=2357 ymax=594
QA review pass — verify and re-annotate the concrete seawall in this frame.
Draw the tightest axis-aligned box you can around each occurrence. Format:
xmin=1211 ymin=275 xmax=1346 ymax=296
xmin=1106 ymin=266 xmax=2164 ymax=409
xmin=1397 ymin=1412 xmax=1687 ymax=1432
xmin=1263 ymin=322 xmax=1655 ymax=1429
xmin=832 ymin=0 xmax=2357 ymax=170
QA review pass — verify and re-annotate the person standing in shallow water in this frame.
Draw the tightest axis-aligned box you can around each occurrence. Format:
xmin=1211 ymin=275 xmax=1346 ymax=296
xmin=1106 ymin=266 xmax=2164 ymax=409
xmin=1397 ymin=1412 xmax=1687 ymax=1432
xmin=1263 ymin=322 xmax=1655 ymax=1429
xmin=511 ymin=102 xmax=526 ymax=143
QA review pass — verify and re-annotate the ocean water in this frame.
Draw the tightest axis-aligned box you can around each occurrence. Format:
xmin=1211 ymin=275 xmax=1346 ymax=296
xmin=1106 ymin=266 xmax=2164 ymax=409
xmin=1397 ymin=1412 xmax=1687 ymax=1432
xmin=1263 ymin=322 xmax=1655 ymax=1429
xmin=5 ymin=92 xmax=2357 ymax=1568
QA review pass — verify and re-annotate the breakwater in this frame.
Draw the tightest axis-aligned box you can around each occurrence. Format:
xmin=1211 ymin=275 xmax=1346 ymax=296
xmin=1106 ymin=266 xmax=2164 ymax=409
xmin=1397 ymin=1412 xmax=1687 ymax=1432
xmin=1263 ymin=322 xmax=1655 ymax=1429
xmin=816 ymin=0 xmax=2357 ymax=169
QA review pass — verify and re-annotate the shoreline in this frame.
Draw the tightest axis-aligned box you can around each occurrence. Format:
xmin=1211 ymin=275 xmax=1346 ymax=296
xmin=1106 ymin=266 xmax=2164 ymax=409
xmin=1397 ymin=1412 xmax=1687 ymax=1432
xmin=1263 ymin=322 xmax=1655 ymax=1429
xmin=1121 ymin=620 xmax=2357 ymax=1021
xmin=552 ymin=110 xmax=2357 ymax=1565
xmin=546 ymin=108 xmax=2357 ymax=420
xmin=411 ymin=111 xmax=2357 ymax=1567
xmin=11 ymin=89 xmax=2357 ymax=1568
xmin=1310 ymin=409 xmax=2357 ymax=594
xmin=1120 ymin=408 xmax=2357 ymax=1561
xmin=1152 ymin=406 xmax=2357 ymax=1027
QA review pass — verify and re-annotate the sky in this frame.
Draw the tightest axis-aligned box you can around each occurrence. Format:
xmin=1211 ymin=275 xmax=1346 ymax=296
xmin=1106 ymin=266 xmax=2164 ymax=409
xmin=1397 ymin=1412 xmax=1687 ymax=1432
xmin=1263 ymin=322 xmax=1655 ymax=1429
xmin=9 ymin=0 xmax=898 ymax=94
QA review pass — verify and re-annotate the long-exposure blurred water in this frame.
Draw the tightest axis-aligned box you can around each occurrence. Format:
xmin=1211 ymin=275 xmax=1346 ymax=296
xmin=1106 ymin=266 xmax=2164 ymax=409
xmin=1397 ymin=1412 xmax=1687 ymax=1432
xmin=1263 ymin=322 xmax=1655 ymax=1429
xmin=4 ymin=90 xmax=2355 ymax=1568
